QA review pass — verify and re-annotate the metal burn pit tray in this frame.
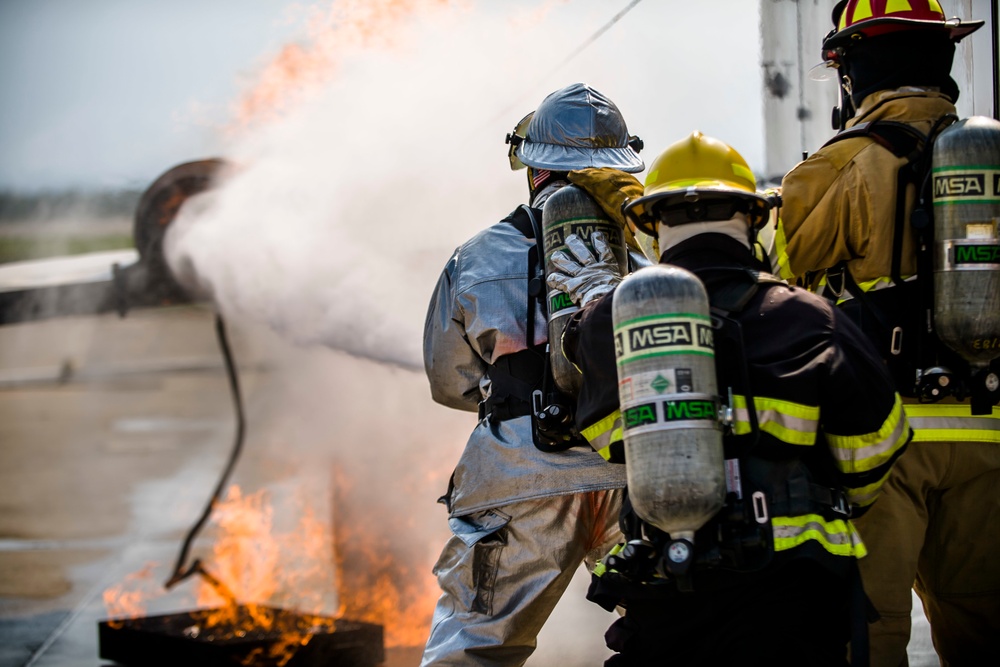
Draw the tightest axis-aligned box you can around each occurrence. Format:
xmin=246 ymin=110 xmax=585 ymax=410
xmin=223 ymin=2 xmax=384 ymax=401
xmin=98 ymin=606 xmax=384 ymax=667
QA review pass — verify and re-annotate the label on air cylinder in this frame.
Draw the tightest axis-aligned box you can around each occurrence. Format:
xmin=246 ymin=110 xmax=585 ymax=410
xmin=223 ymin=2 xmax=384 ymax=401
xmin=543 ymin=217 xmax=624 ymax=256
xmin=931 ymin=167 xmax=1000 ymax=205
xmin=618 ymin=368 xmax=696 ymax=403
xmin=614 ymin=313 xmax=714 ymax=365
xmin=937 ymin=240 xmax=1000 ymax=270
xmin=620 ymin=393 xmax=719 ymax=434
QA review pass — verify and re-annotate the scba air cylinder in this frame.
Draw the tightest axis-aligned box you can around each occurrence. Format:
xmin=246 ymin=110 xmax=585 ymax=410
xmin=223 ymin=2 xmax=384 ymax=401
xmin=542 ymin=184 xmax=628 ymax=395
xmin=612 ymin=264 xmax=725 ymax=543
xmin=932 ymin=117 xmax=1000 ymax=379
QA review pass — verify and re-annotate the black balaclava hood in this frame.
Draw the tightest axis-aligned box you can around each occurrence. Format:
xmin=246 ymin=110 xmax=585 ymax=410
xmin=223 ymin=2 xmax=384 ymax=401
xmin=843 ymin=29 xmax=959 ymax=109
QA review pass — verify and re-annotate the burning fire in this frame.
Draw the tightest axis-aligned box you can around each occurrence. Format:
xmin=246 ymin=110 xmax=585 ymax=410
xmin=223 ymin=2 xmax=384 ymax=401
xmin=103 ymin=479 xmax=441 ymax=661
xmin=234 ymin=0 xmax=461 ymax=128
xmin=102 ymin=563 xmax=160 ymax=629
xmin=331 ymin=467 xmax=441 ymax=648
xmin=104 ymin=0 xmax=478 ymax=659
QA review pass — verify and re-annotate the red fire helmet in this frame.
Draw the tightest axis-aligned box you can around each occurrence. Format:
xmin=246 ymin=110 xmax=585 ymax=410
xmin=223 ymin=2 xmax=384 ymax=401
xmin=822 ymin=0 xmax=984 ymax=53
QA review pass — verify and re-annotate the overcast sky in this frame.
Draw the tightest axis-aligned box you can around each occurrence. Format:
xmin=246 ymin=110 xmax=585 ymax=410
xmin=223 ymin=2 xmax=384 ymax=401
xmin=0 ymin=0 xmax=766 ymax=192
xmin=0 ymin=0 xmax=303 ymax=191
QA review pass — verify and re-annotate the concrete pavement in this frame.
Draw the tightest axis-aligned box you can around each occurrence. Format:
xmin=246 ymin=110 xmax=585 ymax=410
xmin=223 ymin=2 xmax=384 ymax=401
xmin=0 ymin=305 xmax=939 ymax=667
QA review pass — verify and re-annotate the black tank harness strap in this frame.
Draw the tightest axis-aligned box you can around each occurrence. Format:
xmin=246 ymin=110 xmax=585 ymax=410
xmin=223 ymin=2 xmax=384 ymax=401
xmin=820 ymin=120 xmax=929 ymax=288
xmin=701 ymin=266 xmax=786 ymax=453
xmin=479 ymin=206 xmax=546 ymax=424
xmin=478 ymin=206 xmax=588 ymax=451
xmin=820 ymin=115 xmax=959 ymax=395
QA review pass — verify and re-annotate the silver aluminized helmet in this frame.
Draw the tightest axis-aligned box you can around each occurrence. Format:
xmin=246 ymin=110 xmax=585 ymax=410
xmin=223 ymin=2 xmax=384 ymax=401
xmin=516 ymin=83 xmax=644 ymax=173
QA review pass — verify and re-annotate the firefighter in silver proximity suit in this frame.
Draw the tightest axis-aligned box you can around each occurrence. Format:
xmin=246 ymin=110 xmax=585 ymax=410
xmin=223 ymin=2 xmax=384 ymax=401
xmin=420 ymin=83 xmax=645 ymax=666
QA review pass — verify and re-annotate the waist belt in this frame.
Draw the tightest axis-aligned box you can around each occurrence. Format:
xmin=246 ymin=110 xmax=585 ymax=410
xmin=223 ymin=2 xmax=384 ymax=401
xmin=769 ymin=478 xmax=851 ymax=518
xmin=479 ymin=348 xmax=546 ymax=423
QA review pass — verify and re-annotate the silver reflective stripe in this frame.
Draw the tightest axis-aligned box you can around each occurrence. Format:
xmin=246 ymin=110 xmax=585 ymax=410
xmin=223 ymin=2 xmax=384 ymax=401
xmin=771 ymin=515 xmax=865 ymax=557
xmin=827 ymin=396 xmax=909 ymax=472
xmin=582 ymin=410 xmax=622 ymax=457
xmin=733 ymin=396 xmax=819 ymax=446
xmin=903 ymin=405 xmax=1000 ymax=443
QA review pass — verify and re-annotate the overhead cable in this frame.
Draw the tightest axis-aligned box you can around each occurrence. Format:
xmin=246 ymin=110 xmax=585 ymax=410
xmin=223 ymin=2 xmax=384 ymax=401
xmin=488 ymin=0 xmax=645 ymax=126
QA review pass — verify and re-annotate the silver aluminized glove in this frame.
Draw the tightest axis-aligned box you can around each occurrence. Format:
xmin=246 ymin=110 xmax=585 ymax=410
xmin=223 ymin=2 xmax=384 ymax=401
xmin=547 ymin=231 xmax=622 ymax=307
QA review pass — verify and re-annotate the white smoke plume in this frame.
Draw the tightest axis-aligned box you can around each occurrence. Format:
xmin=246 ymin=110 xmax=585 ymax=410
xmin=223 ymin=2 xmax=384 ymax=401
xmin=163 ymin=0 xmax=765 ymax=370
xmin=166 ymin=2 xmax=530 ymax=369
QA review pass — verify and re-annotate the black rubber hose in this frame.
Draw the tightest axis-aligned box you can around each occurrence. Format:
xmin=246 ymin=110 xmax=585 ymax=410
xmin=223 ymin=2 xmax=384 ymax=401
xmin=163 ymin=313 xmax=246 ymax=591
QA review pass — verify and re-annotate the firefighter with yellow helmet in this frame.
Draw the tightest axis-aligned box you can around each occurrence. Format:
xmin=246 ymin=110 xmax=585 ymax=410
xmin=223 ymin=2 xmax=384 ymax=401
xmin=549 ymin=132 xmax=910 ymax=665
xmin=776 ymin=1 xmax=1000 ymax=664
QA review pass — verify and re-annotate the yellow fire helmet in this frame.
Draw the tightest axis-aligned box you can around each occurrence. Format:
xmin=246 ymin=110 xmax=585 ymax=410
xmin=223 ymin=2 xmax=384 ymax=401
xmin=624 ymin=131 xmax=771 ymax=236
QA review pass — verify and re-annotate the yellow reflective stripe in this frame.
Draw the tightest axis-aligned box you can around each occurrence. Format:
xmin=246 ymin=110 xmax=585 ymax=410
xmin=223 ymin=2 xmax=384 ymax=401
xmin=773 ymin=216 xmax=795 ymax=281
xmin=772 ymin=514 xmax=866 ymax=558
xmin=826 ymin=395 xmax=909 ymax=473
xmin=928 ymin=0 xmax=944 ymax=15
xmin=582 ymin=410 xmax=622 ymax=459
xmin=731 ymin=162 xmax=754 ymax=183
xmin=833 ymin=275 xmax=916 ymax=304
xmin=909 ymin=427 xmax=1000 ymax=443
xmin=856 ymin=276 xmax=893 ymax=291
xmin=851 ymin=0 xmax=874 ymax=23
xmin=903 ymin=404 xmax=1000 ymax=418
xmin=885 ymin=0 xmax=913 ymax=15
xmin=845 ymin=469 xmax=892 ymax=509
xmin=594 ymin=542 xmax=625 ymax=577
xmin=902 ymin=404 xmax=1000 ymax=443
xmin=732 ymin=395 xmax=819 ymax=445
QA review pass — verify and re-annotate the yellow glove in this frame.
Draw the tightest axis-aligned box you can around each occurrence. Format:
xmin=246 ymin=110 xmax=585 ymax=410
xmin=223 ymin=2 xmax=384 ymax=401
xmin=568 ymin=168 xmax=659 ymax=262
xmin=567 ymin=167 xmax=644 ymax=227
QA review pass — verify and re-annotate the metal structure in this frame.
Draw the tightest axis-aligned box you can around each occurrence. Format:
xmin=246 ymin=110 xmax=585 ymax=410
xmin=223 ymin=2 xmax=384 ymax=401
xmin=0 ymin=159 xmax=225 ymax=325
xmin=759 ymin=0 xmax=1000 ymax=182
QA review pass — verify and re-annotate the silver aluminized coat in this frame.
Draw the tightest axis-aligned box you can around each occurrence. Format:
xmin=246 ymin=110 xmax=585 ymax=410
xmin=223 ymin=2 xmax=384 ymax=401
xmin=423 ymin=194 xmax=626 ymax=518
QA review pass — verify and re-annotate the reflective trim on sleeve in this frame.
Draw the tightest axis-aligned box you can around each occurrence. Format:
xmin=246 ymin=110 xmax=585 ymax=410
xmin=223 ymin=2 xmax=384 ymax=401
xmin=844 ymin=469 xmax=892 ymax=509
xmin=771 ymin=514 xmax=867 ymax=558
xmin=902 ymin=404 xmax=1000 ymax=443
xmin=773 ymin=217 xmax=795 ymax=281
xmin=826 ymin=394 xmax=910 ymax=473
xmin=582 ymin=410 xmax=623 ymax=461
xmin=732 ymin=395 xmax=819 ymax=446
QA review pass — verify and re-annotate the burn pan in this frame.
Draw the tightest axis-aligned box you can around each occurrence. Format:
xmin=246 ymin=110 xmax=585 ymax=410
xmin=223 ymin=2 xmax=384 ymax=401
xmin=98 ymin=606 xmax=384 ymax=667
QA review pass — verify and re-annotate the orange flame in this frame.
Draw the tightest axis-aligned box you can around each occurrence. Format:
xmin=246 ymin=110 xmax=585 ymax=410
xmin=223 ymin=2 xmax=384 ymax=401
xmin=234 ymin=0 xmax=462 ymax=127
xmin=195 ymin=486 xmax=282 ymax=609
xmin=190 ymin=485 xmax=339 ymax=666
xmin=101 ymin=563 xmax=159 ymax=628
xmin=102 ymin=472 xmax=443 ymax=662
xmin=330 ymin=466 xmax=441 ymax=648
